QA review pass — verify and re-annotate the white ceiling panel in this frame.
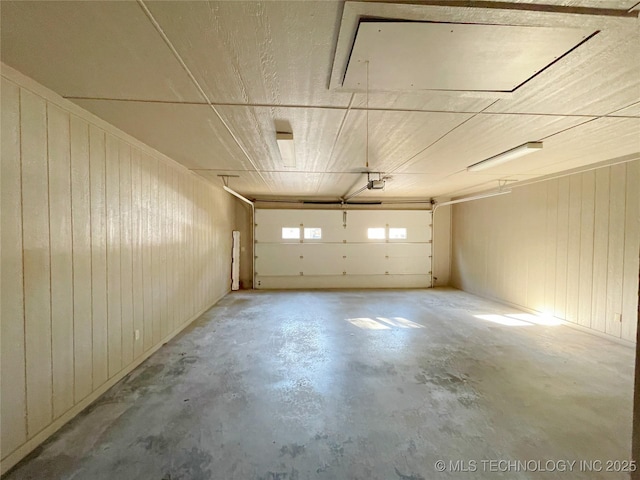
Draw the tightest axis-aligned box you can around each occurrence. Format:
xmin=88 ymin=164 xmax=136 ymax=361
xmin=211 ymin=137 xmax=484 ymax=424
xmin=426 ymin=172 xmax=542 ymax=198
xmin=521 ymin=117 xmax=640 ymax=175
xmin=72 ymin=99 xmax=260 ymax=173
xmin=611 ymin=102 xmax=640 ymax=117
xmin=327 ymin=110 xmax=474 ymax=175
xmin=397 ymin=113 xmax=588 ymax=175
xmin=343 ymin=22 xmax=593 ymax=92
xmin=2 ymin=0 xmax=638 ymax=201
xmin=213 ymin=106 xmax=350 ymax=173
xmin=350 ymin=91 xmax=495 ymax=113
xmin=144 ymin=1 xmax=351 ymax=107
xmin=0 ymin=1 xmax=201 ymax=102
xmin=486 ymin=29 xmax=640 ymax=115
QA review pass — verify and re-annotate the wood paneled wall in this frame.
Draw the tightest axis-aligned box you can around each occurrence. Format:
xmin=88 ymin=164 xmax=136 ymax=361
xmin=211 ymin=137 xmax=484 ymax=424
xmin=1 ymin=65 xmax=236 ymax=472
xmin=451 ymin=160 xmax=640 ymax=343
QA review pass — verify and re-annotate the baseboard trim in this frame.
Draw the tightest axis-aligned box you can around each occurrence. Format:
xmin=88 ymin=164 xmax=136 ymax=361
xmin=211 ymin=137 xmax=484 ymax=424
xmin=0 ymin=290 xmax=229 ymax=476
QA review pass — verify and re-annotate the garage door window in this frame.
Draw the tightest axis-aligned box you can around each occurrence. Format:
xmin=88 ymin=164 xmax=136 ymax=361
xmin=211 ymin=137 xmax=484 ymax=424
xmin=282 ymin=227 xmax=300 ymax=239
xmin=389 ymin=228 xmax=407 ymax=240
xmin=367 ymin=228 xmax=386 ymax=239
xmin=304 ymin=228 xmax=322 ymax=239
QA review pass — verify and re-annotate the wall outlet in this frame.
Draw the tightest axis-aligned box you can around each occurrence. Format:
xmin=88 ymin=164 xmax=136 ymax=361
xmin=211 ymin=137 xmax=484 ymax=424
xmin=135 ymin=329 xmax=140 ymax=341
xmin=614 ymin=313 xmax=622 ymax=323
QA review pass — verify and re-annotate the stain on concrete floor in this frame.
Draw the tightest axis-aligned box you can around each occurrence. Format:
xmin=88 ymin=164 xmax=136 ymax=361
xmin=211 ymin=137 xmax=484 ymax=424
xmin=3 ymin=288 xmax=634 ymax=480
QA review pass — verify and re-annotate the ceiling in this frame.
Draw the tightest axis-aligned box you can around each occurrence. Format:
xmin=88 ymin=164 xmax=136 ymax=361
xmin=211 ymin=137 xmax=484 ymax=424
xmin=2 ymin=0 xmax=639 ymax=201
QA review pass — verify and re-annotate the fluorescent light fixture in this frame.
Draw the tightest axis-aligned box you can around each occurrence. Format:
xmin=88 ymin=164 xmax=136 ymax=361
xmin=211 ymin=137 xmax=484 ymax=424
xmin=276 ymin=132 xmax=296 ymax=168
xmin=467 ymin=141 xmax=543 ymax=172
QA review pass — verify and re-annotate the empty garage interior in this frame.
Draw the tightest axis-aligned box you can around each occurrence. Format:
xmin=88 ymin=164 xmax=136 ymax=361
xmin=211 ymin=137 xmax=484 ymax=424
xmin=1 ymin=1 xmax=640 ymax=479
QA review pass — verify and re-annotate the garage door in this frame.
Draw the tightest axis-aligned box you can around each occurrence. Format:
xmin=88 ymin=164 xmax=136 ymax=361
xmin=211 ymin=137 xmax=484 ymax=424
xmin=255 ymin=209 xmax=432 ymax=289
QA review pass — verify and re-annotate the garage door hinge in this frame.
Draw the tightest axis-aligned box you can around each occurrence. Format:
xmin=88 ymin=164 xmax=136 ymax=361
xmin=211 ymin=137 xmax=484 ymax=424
xmin=299 ymin=255 xmax=303 ymax=259
xmin=342 ymin=271 xmax=347 ymax=275
xmin=255 ymin=256 xmax=258 ymax=259
xmin=385 ymin=271 xmax=389 ymax=275
xmin=300 ymin=272 xmax=304 ymax=276
xmin=428 ymin=240 xmax=432 ymax=243
xmin=343 ymin=240 xmax=347 ymax=243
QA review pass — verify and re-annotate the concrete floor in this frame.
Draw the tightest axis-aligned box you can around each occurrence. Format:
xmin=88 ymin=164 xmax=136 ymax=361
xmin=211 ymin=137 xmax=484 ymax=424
xmin=5 ymin=288 xmax=635 ymax=480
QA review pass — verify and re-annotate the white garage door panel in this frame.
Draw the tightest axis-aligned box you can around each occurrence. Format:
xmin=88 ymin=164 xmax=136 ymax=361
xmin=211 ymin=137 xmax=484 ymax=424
xmin=343 ymin=211 xmax=386 ymax=243
xmin=387 ymin=243 xmax=428 ymax=258
xmin=301 ymin=244 xmax=344 ymax=275
xmin=388 ymin=256 xmax=431 ymax=275
xmin=343 ymin=243 xmax=387 ymax=275
xmin=301 ymin=210 xmax=344 ymax=242
xmin=256 ymin=244 xmax=303 ymax=276
xmin=257 ymin=274 xmax=430 ymax=289
xmin=255 ymin=209 xmax=432 ymax=289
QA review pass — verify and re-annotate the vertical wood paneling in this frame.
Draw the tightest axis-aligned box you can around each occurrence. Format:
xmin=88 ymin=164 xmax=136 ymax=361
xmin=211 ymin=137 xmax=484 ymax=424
xmin=150 ymin=156 xmax=161 ymax=344
xmin=513 ymin=189 xmax=528 ymax=307
xmin=158 ymin=162 xmax=169 ymax=340
xmin=578 ymin=171 xmax=596 ymax=328
xmin=605 ymin=163 xmax=627 ymax=337
xmin=141 ymin=154 xmax=153 ymax=351
xmin=451 ymin=161 xmax=639 ymax=342
xmin=47 ymin=104 xmax=74 ymax=419
xmin=119 ymin=141 xmax=134 ymax=367
xmin=554 ymin=177 xmax=570 ymax=319
xmin=89 ymin=125 xmax=108 ymax=388
xmin=130 ymin=148 xmax=144 ymax=358
xmin=621 ymin=161 xmax=640 ymax=342
xmin=70 ymin=115 xmax=92 ymax=402
xmin=526 ymin=186 xmax=545 ymax=310
xmin=543 ymin=180 xmax=558 ymax=314
xmin=105 ymin=134 xmax=122 ymax=377
xmin=169 ymin=168 xmax=177 ymax=332
xmin=197 ymin=187 xmax=203 ymax=310
xmin=565 ymin=174 xmax=582 ymax=323
xmin=208 ymin=188 xmax=214 ymax=304
xmin=20 ymin=89 xmax=53 ymax=437
xmin=1 ymin=79 xmax=27 ymax=453
xmin=188 ymin=178 xmax=195 ymax=319
xmin=2 ymin=68 xmax=236 ymax=472
xmin=179 ymin=176 xmax=186 ymax=325
xmin=591 ymin=168 xmax=611 ymax=333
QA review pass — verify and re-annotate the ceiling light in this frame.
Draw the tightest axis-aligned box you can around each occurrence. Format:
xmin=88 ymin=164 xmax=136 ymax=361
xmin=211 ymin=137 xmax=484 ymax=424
xmin=276 ymin=132 xmax=296 ymax=168
xmin=467 ymin=141 xmax=543 ymax=172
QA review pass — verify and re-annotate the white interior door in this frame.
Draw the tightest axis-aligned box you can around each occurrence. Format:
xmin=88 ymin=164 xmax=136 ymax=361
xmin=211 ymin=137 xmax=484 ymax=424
xmin=255 ymin=209 xmax=432 ymax=289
